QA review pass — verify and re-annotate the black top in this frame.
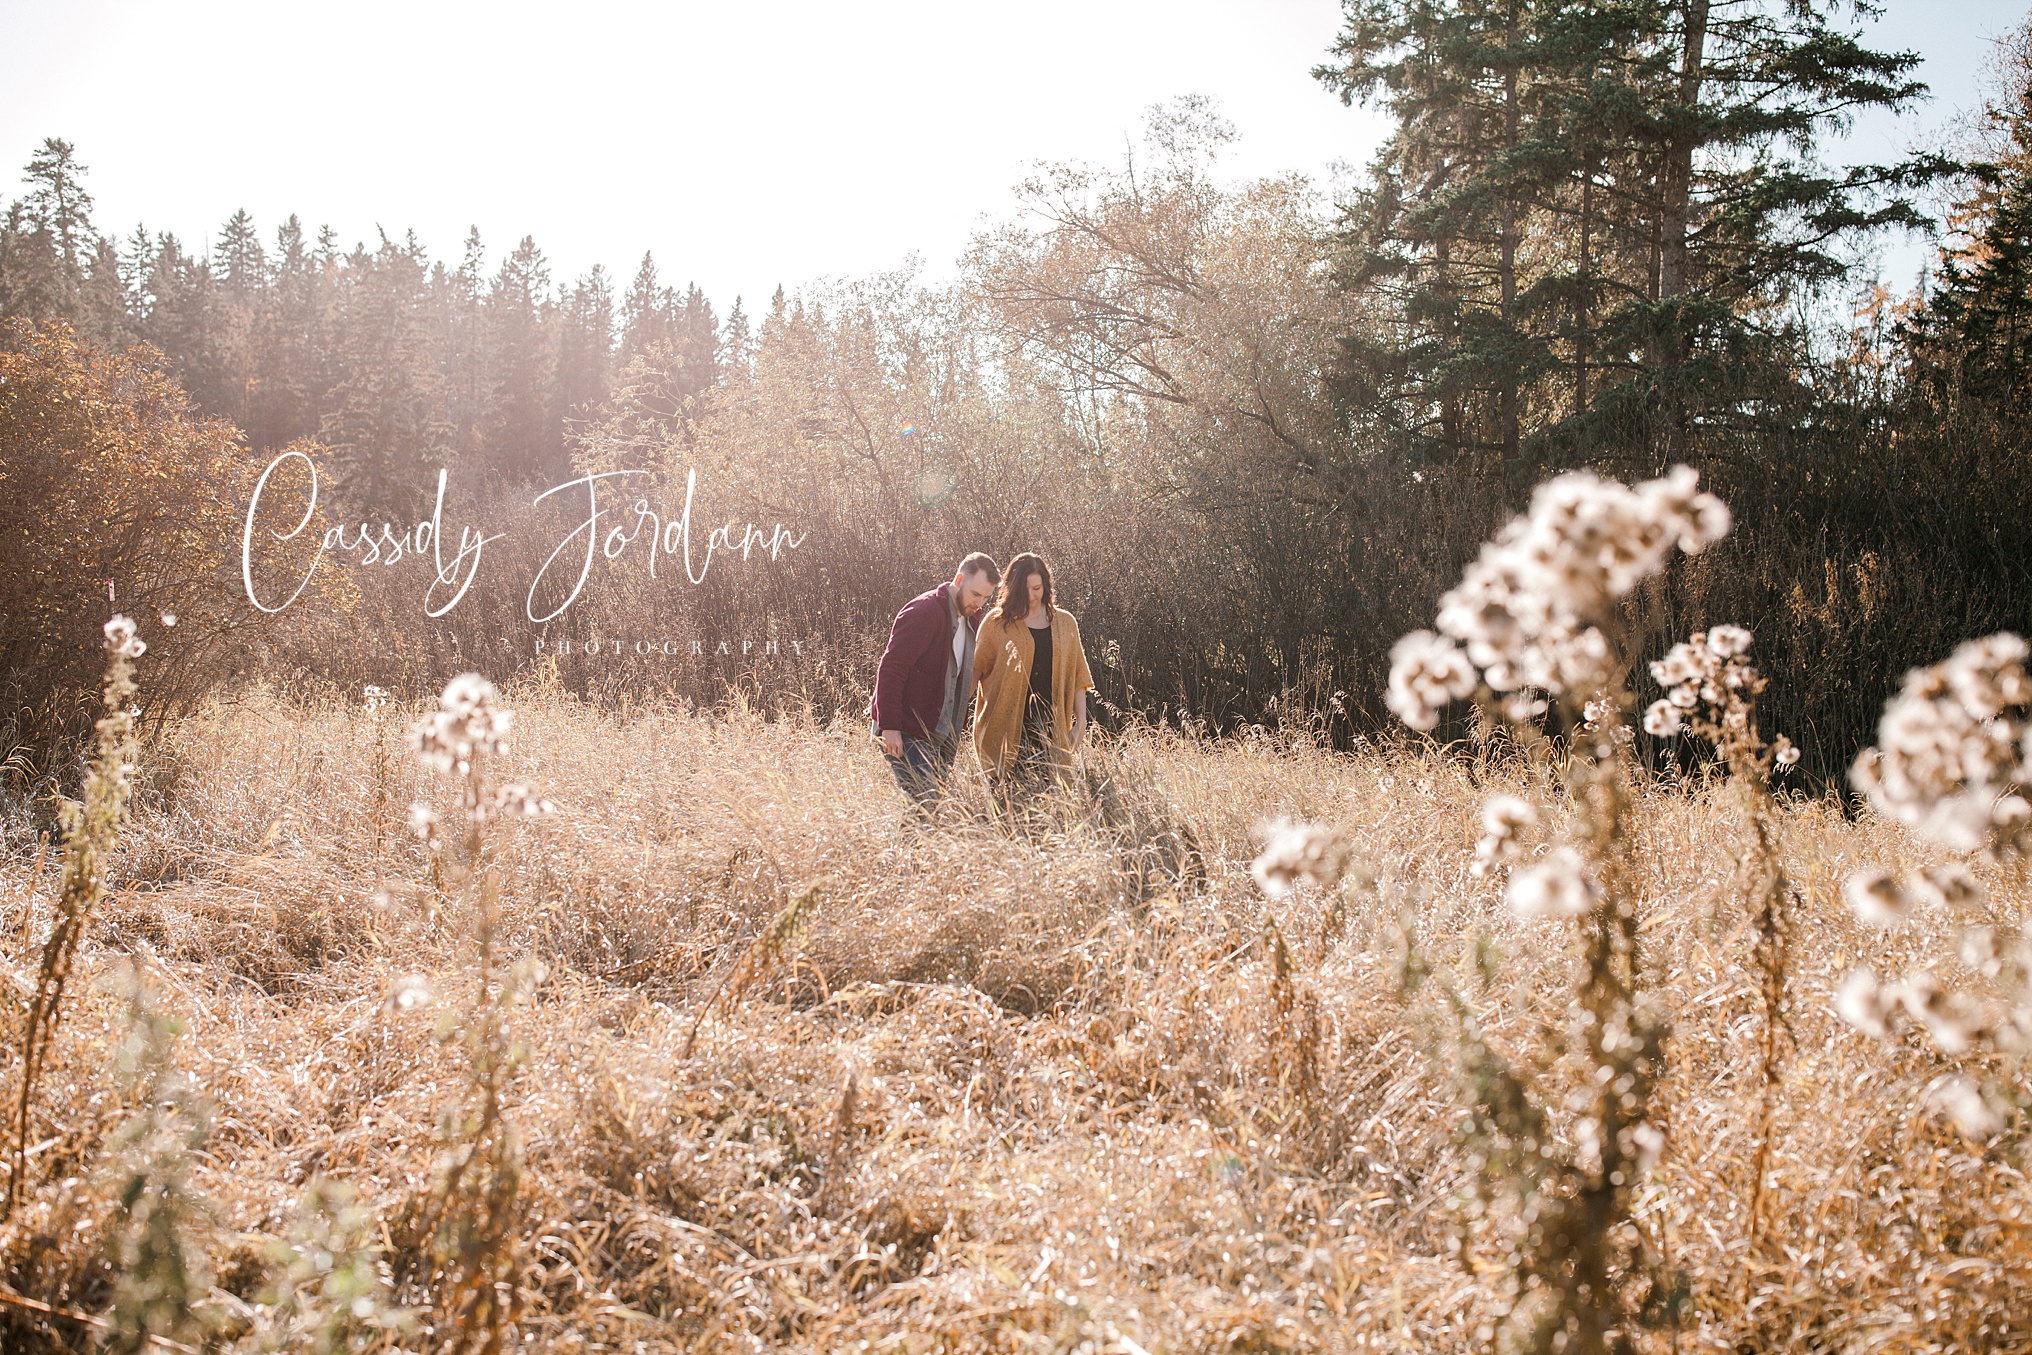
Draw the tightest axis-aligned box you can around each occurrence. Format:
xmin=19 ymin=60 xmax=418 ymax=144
xmin=1025 ymin=620 xmax=1053 ymax=744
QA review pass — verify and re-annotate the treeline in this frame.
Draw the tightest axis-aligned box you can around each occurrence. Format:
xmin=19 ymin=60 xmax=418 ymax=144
xmin=0 ymin=140 xmax=729 ymax=498
xmin=7 ymin=0 xmax=2032 ymax=791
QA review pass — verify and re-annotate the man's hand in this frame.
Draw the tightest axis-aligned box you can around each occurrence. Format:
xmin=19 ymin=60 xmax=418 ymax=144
xmin=881 ymin=729 xmax=904 ymax=759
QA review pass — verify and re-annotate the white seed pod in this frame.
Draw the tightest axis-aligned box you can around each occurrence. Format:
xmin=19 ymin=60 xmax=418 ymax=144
xmin=1706 ymin=625 xmax=1753 ymax=659
xmin=1250 ymin=817 xmax=1351 ymax=898
xmin=1907 ymin=862 xmax=1985 ymax=914
xmin=1926 ymin=1073 xmax=2005 ymax=1141
xmin=1643 ymin=700 xmax=1683 ymax=737
xmin=1505 ymin=847 xmax=1598 ymax=920
xmin=1834 ymin=966 xmax=1892 ymax=1038
xmin=1842 ymin=869 xmax=1912 ymax=927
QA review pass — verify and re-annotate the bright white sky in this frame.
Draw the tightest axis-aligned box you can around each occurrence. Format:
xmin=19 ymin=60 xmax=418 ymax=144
xmin=1 ymin=0 xmax=2025 ymax=311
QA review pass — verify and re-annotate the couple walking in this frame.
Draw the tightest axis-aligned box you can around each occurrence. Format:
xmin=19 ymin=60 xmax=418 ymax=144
xmin=869 ymin=551 xmax=1094 ymax=809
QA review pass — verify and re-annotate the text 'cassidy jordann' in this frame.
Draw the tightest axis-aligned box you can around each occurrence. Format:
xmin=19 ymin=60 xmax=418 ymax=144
xmin=240 ymin=451 xmax=806 ymax=623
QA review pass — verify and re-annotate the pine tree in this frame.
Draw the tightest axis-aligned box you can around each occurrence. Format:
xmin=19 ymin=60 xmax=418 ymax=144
xmin=322 ymin=231 xmax=448 ymax=503
xmin=1319 ymin=0 xmax=1940 ymax=474
xmin=1615 ymin=0 xmax=1936 ymax=465
xmin=0 ymin=138 xmax=100 ymax=327
xmin=438 ymin=227 xmax=489 ymax=456
xmin=620 ymin=251 xmax=672 ymax=361
xmin=1912 ymin=59 xmax=2032 ymax=414
xmin=1318 ymin=0 xmax=1574 ymax=475
xmin=214 ymin=209 xmax=264 ymax=297
xmin=481 ymin=234 xmax=559 ymax=483
xmin=555 ymin=265 xmax=615 ymax=440
xmin=722 ymin=295 xmax=754 ymax=376
xmin=205 ymin=209 xmax=265 ymax=430
xmin=21 ymin=139 xmax=93 ymax=278
xmin=79 ymin=231 xmax=133 ymax=349
xmin=135 ymin=232 xmax=234 ymax=416
xmin=248 ymin=214 xmax=330 ymax=450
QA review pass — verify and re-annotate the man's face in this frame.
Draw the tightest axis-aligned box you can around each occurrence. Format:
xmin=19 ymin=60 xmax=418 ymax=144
xmin=956 ymin=570 xmax=995 ymax=617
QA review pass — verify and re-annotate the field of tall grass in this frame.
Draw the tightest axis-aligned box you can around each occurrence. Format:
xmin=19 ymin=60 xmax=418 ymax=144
xmin=0 ymin=657 xmax=2028 ymax=1352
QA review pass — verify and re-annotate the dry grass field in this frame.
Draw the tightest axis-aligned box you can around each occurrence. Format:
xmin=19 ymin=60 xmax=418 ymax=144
xmin=0 ymin=673 xmax=2028 ymax=1353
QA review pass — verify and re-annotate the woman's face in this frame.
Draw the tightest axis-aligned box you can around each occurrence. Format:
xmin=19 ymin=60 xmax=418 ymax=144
xmin=1026 ymin=572 xmax=1045 ymax=608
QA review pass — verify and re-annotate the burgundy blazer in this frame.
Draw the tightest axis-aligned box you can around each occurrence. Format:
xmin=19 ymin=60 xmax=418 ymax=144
xmin=870 ymin=583 xmax=977 ymax=741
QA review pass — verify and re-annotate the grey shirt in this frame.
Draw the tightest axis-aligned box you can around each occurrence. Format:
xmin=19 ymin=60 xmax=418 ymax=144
xmin=934 ymin=585 xmax=979 ymax=740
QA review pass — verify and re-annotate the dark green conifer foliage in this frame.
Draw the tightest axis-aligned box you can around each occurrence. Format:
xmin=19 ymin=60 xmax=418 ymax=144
xmin=1912 ymin=63 xmax=2032 ymax=415
xmin=1318 ymin=0 xmax=1941 ymax=475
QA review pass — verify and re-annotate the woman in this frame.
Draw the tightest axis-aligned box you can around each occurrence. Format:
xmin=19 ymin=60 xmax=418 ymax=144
xmin=971 ymin=552 xmax=1094 ymax=783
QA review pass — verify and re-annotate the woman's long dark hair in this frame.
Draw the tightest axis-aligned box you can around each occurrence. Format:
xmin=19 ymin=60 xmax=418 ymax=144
xmin=995 ymin=552 xmax=1054 ymax=629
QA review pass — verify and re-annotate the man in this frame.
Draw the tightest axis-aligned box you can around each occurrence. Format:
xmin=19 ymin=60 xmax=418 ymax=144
xmin=871 ymin=552 xmax=1001 ymax=810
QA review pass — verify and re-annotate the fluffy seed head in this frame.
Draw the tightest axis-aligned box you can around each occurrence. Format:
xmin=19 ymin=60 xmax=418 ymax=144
xmin=1250 ymin=818 xmax=1351 ymax=898
xmin=1385 ymin=631 xmax=1476 ymax=732
xmin=1390 ymin=468 xmax=1731 ymax=724
xmin=1706 ymin=624 xmax=1753 ymax=659
xmin=1852 ymin=633 xmax=2032 ymax=852
xmin=385 ymin=974 xmax=435 ymax=1013
xmin=103 ymin=614 xmax=146 ymax=658
xmin=1843 ymin=868 xmax=1912 ymax=927
xmin=1835 ymin=966 xmax=1891 ymax=1038
xmin=1927 ymin=1074 xmax=2005 ymax=1141
xmin=1907 ymin=862 xmax=1984 ymax=913
xmin=1895 ymin=970 xmax=1981 ymax=1055
xmin=493 ymin=782 xmax=558 ymax=820
xmin=1471 ymin=794 xmax=1538 ymax=876
xmin=410 ymin=673 xmax=513 ymax=776
xmin=1505 ymin=846 xmax=1598 ymax=920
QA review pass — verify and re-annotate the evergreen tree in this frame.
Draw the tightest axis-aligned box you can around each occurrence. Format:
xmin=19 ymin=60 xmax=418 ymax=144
xmin=0 ymin=199 xmax=66 ymax=324
xmin=722 ymin=295 xmax=753 ymax=376
xmin=1317 ymin=0 xmax=1574 ymax=474
xmin=437 ymin=227 xmax=489 ymax=456
xmin=1912 ymin=58 xmax=2032 ymax=414
xmin=204 ymin=209 xmax=266 ymax=430
xmin=214 ymin=209 xmax=265 ymax=300
xmin=1319 ymin=0 xmax=1940 ymax=474
xmin=0 ymin=138 xmax=100 ymax=327
xmin=672 ymin=281 xmax=720 ymax=397
xmin=135 ymin=232 xmax=234 ymax=416
xmin=79 ymin=231 xmax=133 ymax=349
xmin=481 ymin=234 xmax=559 ymax=483
xmin=21 ymin=139 xmax=93 ymax=278
xmin=620 ymin=251 xmax=673 ymax=360
xmin=555 ymin=265 xmax=615 ymax=439
xmin=322 ymin=231 xmax=447 ymax=503
xmin=248 ymin=214 xmax=330 ymax=451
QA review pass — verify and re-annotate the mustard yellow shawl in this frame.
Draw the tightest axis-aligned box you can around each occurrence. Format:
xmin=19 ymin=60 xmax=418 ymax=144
xmin=970 ymin=606 xmax=1094 ymax=774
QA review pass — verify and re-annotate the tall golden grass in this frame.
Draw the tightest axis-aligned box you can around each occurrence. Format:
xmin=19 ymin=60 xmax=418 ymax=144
xmin=0 ymin=666 xmax=2026 ymax=1351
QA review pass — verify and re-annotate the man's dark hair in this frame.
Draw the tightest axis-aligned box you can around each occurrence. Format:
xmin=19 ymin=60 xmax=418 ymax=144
xmin=958 ymin=552 xmax=1001 ymax=585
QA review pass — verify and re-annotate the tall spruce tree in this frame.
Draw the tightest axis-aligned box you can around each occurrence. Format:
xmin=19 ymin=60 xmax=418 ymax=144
xmin=1909 ymin=56 xmax=2032 ymax=414
xmin=482 ymin=234 xmax=559 ymax=483
xmin=0 ymin=138 xmax=98 ymax=328
xmin=620 ymin=251 xmax=672 ymax=361
xmin=322 ymin=232 xmax=446 ymax=503
xmin=556 ymin=265 xmax=616 ymax=439
xmin=1319 ymin=0 xmax=1940 ymax=476
xmin=438 ymin=227 xmax=490 ymax=457
xmin=247 ymin=214 xmax=328 ymax=450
